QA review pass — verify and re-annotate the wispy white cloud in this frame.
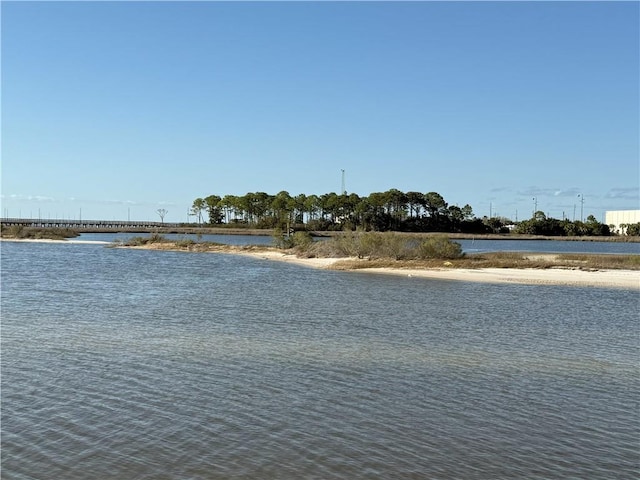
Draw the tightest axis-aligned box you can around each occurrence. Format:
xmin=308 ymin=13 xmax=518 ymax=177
xmin=604 ymin=187 xmax=639 ymax=200
xmin=2 ymin=194 xmax=58 ymax=202
xmin=518 ymin=187 xmax=584 ymax=198
xmin=552 ymin=188 xmax=581 ymax=198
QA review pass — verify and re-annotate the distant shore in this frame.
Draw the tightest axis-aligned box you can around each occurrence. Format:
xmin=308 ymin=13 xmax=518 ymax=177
xmin=3 ymin=225 xmax=639 ymax=242
xmin=3 ymin=237 xmax=638 ymax=289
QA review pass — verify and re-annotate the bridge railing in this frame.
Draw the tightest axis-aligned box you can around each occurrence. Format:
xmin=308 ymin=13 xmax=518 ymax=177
xmin=0 ymin=218 xmax=181 ymax=229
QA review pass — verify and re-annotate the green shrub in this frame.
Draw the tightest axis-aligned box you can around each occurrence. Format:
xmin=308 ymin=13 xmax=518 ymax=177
xmin=349 ymin=232 xmax=408 ymax=259
xmin=175 ymin=238 xmax=196 ymax=248
xmin=4 ymin=225 xmax=25 ymax=238
xmin=418 ymin=236 xmax=463 ymax=259
xmin=272 ymin=227 xmax=289 ymax=248
xmin=292 ymin=231 xmax=313 ymax=249
xmin=300 ymin=232 xmax=463 ymax=260
xmin=274 ymin=229 xmax=314 ymax=249
xmin=148 ymin=233 xmax=166 ymax=243
xmin=122 ymin=236 xmax=149 ymax=246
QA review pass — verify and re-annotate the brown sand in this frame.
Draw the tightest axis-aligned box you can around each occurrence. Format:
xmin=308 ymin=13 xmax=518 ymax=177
xmin=235 ymin=250 xmax=640 ymax=290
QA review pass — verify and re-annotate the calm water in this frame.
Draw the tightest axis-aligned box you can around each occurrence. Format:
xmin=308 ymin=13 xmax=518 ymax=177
xmin=77 ymin=232 xmax=640 ymax=255
xmin=1 ymin=242 xmax=639 ymax=479
xmin=456 ymin=238 xmax=640 ymax=255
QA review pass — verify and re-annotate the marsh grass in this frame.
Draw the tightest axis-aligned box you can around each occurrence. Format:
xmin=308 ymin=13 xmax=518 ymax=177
xmin=330 ymin=251 xmax=640 ymax=271
xmin=295 ymin=232 xmax=640 ymax=270
xmin=172 ymin=240 xmax=228 ymax=252
xmin=108 ymin=231 xmax=639 ymax=271
xmin=555 ymin=253 xmax=640 ymax=270
xmin=1 ymin=226 xmax=79 ymax=240
xmin=175 ymin=238 xmax=196 ymax=248
xmin=273 ymin=230 xmax=313 ymax=249
xmin=300 ymin=232 xmax=463 ymax=260
xmin=111 ymin=237 xmax=232 ymax=252
xmin=298 ymin=233 xmax=639 ymax=270
xmin=118 ymin=233 xmax=169 ymax=246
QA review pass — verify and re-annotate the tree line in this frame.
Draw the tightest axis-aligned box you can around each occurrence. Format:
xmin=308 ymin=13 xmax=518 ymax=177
xmin=190 ymin=190 xmax=485 ymax=233
xmin=514 ymin=212 xmax=611 ymax=236
xmin=190 ymin=190 xmax=634 ymax=236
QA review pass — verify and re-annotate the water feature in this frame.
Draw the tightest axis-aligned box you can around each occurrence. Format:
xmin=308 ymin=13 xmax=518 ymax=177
xmin=1 ymin=241 xmax=638 ymax=479
xmin=456 ymin=238 xmax=640 ymax=255
xmin=76 ymin=232 xmax=640 ymax=255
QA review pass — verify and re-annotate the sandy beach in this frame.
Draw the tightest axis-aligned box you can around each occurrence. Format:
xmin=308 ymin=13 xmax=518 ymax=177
xmin=3 ymin=238 xmax=639 ymax=289
xmin=235 ymin=249 xmax=640 ymax=289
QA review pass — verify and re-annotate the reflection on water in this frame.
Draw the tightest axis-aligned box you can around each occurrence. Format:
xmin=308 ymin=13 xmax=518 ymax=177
xmin=1 ymin=242 xmax=638 ymax=479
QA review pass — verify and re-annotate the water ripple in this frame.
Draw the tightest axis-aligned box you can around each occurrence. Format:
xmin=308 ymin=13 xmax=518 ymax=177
xmin=1 ymin=242 xmax=638 ymax=479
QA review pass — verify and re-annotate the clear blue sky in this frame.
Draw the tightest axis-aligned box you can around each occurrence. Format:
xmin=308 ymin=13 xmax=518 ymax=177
xmin=2 ymin=1 xmax=638 ymax=223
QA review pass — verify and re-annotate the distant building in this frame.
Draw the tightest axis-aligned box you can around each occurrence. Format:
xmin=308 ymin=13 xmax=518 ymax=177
xmin=605 ymin=210 xmax=640 ymax=234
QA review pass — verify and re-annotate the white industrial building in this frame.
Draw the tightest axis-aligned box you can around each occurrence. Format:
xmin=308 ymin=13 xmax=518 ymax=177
xmin=605 ymin=210 xmax=640 ymax=234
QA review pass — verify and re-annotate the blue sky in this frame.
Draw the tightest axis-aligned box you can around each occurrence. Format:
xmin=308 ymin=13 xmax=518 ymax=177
xmin=2 ymin=1 xmax=638 ymax=223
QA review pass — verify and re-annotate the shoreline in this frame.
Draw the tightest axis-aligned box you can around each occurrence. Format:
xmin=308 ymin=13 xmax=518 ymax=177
xmin=230 ymin=249 xmax=640 ymax=290
xmin=0 ymin=238 xmax=111 ymax=245
xmin=3 ymin=237 xmax=639 ymax=289
xmin=2 ymin=228 xmax=639 ymax=242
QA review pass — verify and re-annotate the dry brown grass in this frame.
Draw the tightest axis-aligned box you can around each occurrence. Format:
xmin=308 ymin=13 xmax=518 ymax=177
xmin=328 ymin=252 xmax=640 ymax=271
xmin=1 ymin=226 xmax=79 ymax=240
xmin=113 ymin=239 xmax=640 ymax=272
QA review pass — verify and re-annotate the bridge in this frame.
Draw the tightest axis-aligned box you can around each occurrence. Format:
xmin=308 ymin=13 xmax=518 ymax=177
xmin=0 ymin=218 xmax=182 ymax=230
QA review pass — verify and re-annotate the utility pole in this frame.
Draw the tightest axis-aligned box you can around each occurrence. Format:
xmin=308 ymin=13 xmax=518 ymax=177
xmin=578 ymin=194 xmax=584 ymax=222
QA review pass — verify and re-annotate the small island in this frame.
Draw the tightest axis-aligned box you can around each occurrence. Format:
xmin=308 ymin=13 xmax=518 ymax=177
xmin=108 ymin=231 xmax=639 ymax=290
xmin=2 ymin=226 xmax=638 ymax=289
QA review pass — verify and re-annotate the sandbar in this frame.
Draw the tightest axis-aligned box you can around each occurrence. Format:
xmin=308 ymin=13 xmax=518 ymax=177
xmin=3 ymin=238 xmax=639 ymax=289
xmin=235 ymin=250 xmax=640 ymax=290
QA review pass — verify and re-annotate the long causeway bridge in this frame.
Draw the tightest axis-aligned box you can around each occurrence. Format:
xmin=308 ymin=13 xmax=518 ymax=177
xmin=0 ymin=218 xmax=182 ymax=230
